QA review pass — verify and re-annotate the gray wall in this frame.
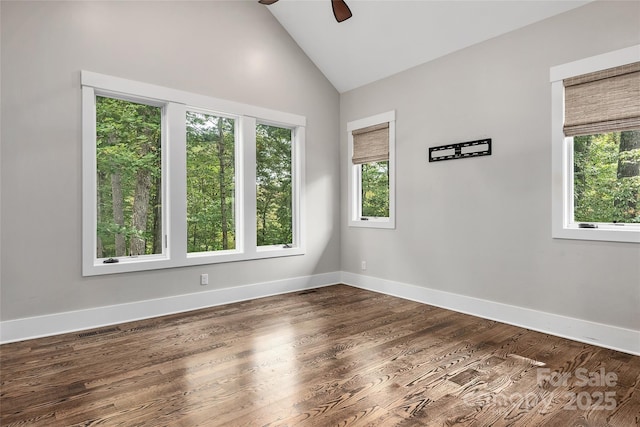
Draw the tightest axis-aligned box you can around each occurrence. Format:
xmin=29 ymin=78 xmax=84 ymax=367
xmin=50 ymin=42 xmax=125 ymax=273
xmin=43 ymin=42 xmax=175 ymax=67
xmin=2 ymin=0 xmax=638 ymax=334
xmin=340 ymin=1 xmax=640 ymax=330
xmin=0 ymin=1 xmax=341 ymax=320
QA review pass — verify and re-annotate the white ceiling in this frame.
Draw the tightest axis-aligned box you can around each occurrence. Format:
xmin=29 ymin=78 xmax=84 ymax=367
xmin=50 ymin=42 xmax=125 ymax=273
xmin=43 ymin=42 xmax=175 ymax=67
xmin=266 ymin=0 xmax=592 ymax=93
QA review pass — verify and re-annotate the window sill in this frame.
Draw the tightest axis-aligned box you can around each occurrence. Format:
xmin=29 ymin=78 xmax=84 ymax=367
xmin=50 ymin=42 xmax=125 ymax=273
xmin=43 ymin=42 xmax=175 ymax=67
xmin=348 ymin=218 xmax=395 ymax=229
xmin=87 ymin=255 xmax=170 ymax=276
xmin=553 ymin=224 xmax=640 ymax=243
xmin=85 ymin=248 xmax=306 ymax=276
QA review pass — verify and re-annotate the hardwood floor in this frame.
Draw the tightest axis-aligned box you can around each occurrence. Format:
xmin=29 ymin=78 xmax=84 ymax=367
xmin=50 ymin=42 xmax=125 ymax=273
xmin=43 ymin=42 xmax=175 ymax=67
xmin=1 ymin=285 xmax=639 ymax=426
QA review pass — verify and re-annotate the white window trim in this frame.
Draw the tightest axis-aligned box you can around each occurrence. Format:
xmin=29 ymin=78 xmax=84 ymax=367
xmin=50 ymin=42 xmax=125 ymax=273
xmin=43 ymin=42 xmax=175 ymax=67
xmin=347 ymin=111 xmax=396 ymax=229
xmin=255 ymin=121 xmax=306 ymax=253
xmin=82 ymin=71 xmax=306 ymax=276
xmin=550 ymin=45 xmax=640 ymax=244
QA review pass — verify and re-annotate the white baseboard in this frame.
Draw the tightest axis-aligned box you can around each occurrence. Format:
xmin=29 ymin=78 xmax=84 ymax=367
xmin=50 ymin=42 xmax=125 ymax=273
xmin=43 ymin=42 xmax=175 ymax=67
xmin=341 ymin=272 xmax=640 ymax=356
xmin=0 ymin=272 xmax=341 ymax=344
xmin=3 ymin=271 xmax=638 ymax=356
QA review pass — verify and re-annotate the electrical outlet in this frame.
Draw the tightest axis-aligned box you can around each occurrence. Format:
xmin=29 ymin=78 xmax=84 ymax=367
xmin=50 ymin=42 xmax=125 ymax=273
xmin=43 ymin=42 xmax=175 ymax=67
xmin=361 ymin=261 xmax=367 ymax=270
xmin=200 ymin=273 xmax=209 ymax=286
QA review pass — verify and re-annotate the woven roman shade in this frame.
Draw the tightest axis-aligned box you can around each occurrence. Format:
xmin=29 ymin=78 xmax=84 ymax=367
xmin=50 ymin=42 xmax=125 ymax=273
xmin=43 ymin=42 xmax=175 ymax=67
xmin=351 ymin=122 xmax=389 ymax=164
xmin=563 ymin=61 xmax=640 ymax=136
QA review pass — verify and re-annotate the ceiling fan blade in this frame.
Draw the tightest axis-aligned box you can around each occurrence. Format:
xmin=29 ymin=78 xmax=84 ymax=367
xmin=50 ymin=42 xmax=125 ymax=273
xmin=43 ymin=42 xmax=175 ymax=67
xmin=332 ymin=0 xmax=352 ymax=23
xmin=260 ymin=0 xmax=352 ymax=23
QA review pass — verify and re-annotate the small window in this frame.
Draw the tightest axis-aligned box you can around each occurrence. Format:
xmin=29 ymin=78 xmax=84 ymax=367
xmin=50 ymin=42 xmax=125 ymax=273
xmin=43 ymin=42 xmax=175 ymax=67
xmin=550 ymin=45 xmax=640 ymax=243
xmin=347 ymin=111 xmax=396 ymax=229
xmin=573 ymin=131 xmax=640 ymax=225
xmin=361 ymin=161 xmax=389 ymax=218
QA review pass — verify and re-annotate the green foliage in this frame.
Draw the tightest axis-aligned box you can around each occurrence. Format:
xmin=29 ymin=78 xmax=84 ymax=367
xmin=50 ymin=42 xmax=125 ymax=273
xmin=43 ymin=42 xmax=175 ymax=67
xmin=574 ymin=131 xmax=640 ymax=223
xmin=361 ymin=161 xmax=389 ymax=218
xmin=96 ymin=99 xmax=296 ymax=257
xmin=96 ymin=97 xmax=162 ymax=258
xmin=186 ymin=112 xmax=235 ymax=252
xmin=256 ymin=124 xmax=292 ymax=246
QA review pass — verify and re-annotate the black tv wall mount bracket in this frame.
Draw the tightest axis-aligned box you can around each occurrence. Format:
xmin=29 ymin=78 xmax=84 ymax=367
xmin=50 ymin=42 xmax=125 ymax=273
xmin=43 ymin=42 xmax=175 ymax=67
xmin=428 ymin=138 xmax=492 ymax=162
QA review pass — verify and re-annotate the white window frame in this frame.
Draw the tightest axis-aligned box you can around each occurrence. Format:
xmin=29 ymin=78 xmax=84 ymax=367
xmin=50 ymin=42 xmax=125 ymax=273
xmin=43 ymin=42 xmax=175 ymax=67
xmin=347 ymin=111 xmax=396 ymax=229
xmin=550 ymin=45 xmax=640 ymax=244
xmin=82 ymin=71 xmax=306 ymax=276
xmin=255 ymin=120 xmax=304 ymax=253
xmin=184 ymin=107 xmax=242 ymax=258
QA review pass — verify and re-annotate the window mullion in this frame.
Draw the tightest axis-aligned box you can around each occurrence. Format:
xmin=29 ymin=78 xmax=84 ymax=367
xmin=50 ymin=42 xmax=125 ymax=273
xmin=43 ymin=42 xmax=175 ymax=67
xmin=167 ymin=103 xmax=187 ymax=263
xmin=241 ymin=116 xmax=257 ymax=256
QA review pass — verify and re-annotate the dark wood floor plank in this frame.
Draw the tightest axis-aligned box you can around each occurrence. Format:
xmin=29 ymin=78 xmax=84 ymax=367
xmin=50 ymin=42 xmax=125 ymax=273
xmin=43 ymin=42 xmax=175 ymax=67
xmin=1 ymin=284 xmax=638 ymax=426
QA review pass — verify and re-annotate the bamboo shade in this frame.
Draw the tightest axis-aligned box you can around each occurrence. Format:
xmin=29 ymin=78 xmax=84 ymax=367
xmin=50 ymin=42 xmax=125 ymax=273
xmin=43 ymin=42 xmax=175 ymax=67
xmin=563 ymin=61 xmax=640 ymax=136
xmin=352 ymin=122 xmax=389 ymax=164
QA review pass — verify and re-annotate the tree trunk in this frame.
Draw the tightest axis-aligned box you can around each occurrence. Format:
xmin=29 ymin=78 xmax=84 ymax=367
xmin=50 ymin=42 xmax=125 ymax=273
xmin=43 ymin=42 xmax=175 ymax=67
xmin=617 ymin=130 xmax=640 ymax=179
xmin=130 ymin=153 xmax=152 ymax=256
xmin=111 ymin=172 xmax=126 ymax=256
xmin=151 ymin=174 xmax=162 ymax=254
xmin=572 ymin=135 xmax=591 ymax=204
xmin=615 ymin=130 xmax=640 ymax=217
xmin=261 ymin=208 xmax=267 ymax=245
xmin=258 ymin=193 xmax=271 ymax=245
xmin=96 ymin=172 xmax=104 ymax=258
xmin=218 ymin=118 xmax=229 ymax=250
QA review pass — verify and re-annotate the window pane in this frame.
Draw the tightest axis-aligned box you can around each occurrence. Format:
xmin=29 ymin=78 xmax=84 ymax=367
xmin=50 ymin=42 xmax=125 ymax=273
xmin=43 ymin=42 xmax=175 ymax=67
xmin=362 ymin=161 xmax=389 ymax=218
xmin=574 ymin=130 xmax=640 ymax=224
xmin=256 ymin=124 xmax=292 ymax=246
xmin=186 ymin=112 xmax=236 ymax=252
xmin=96 ymin=96 xmax=162 ymax=258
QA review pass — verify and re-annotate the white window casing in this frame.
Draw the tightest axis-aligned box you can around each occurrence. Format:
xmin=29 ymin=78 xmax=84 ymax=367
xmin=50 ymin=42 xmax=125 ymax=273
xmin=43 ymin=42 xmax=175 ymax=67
xmin=82 ymin=71 xmax=306 ymax=275
xmin=347 ymin=110 xmax=396 ymax=229
xmin=550 ymin=45 xmax=640 ymax=243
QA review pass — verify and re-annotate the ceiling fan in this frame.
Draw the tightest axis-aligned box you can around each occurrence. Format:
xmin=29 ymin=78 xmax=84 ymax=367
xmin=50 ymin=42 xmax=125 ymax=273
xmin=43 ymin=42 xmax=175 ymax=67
xmin=258 ymin=0 xmax=353 ymax=23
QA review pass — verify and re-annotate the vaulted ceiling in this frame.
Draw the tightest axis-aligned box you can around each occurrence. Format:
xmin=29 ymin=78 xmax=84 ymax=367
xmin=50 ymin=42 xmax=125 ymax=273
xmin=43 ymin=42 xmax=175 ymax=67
xmin=265 ymin=0 xmax=592 ymax=93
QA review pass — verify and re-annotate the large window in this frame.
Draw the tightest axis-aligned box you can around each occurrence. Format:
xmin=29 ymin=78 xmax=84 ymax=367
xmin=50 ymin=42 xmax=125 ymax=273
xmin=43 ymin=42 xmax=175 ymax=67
xmin=95 ymin=96 xmax=164 ymax=258
xmin=550 ymin=45 xmax=640 ymax=243
xmin=256 ymin=123 xmax=293 ymax=247
xmin=347 ymin=111 xmax=396 ymax=229
xmin=82 ymin=71 xmax=306 ymax=275
xmin=186 ymin=111 xmax=236 ymax=253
